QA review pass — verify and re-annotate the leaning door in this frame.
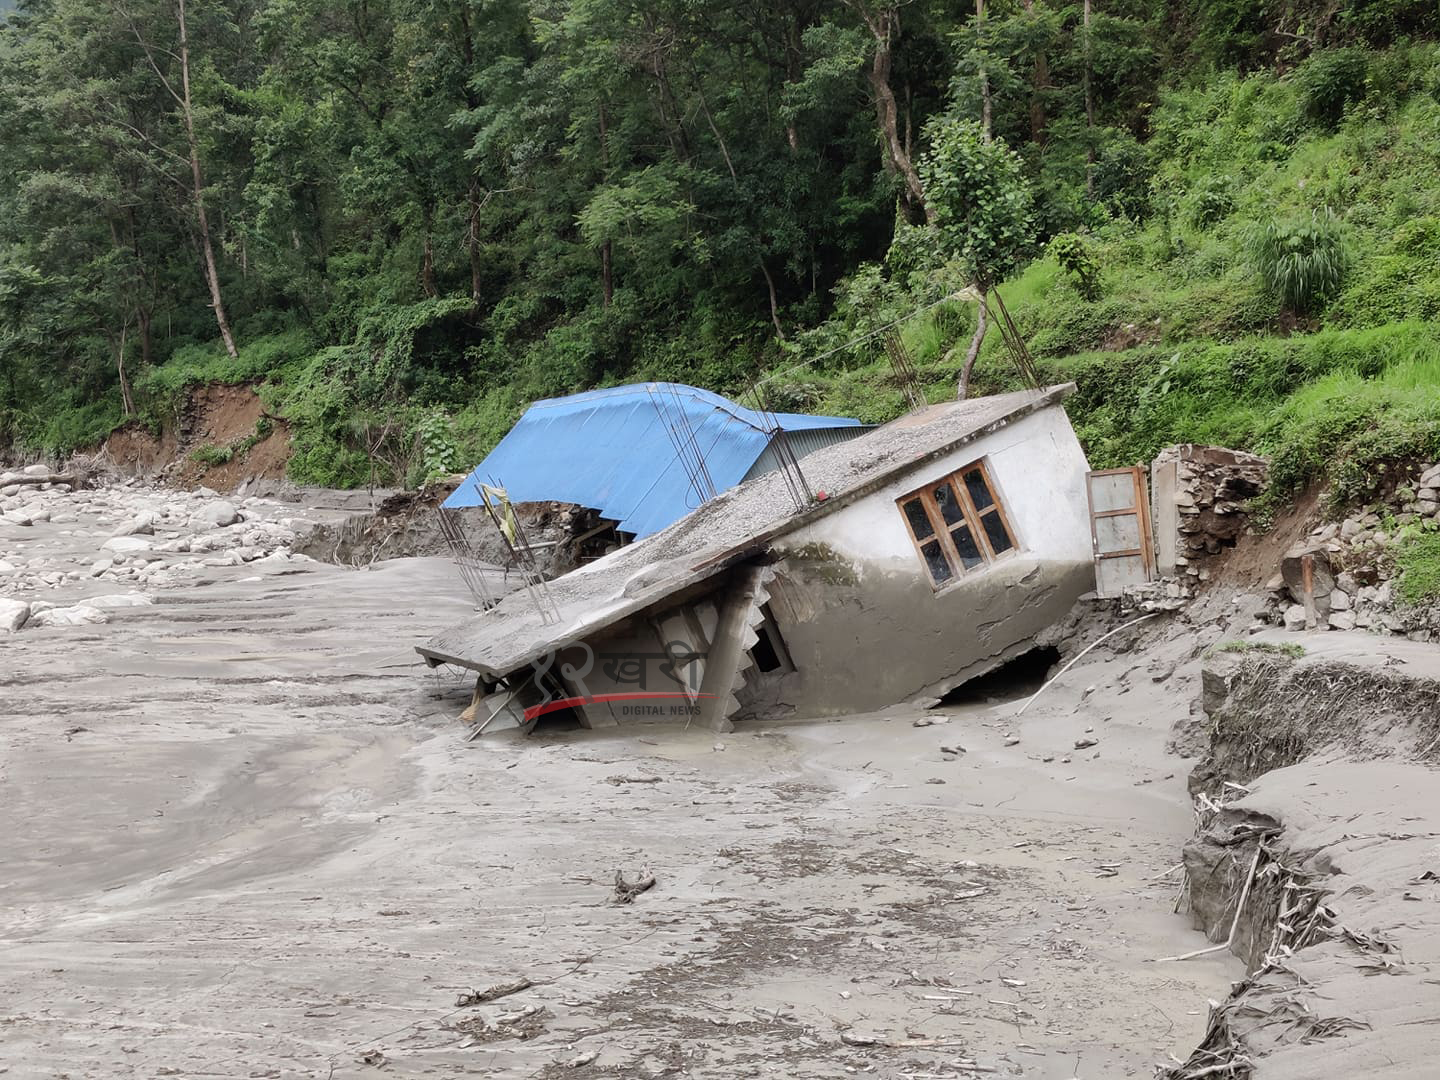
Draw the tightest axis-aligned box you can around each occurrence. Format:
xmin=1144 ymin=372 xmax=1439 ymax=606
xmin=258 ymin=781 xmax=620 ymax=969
xmin=1087 ymin=466 xmax=1156 ymax=597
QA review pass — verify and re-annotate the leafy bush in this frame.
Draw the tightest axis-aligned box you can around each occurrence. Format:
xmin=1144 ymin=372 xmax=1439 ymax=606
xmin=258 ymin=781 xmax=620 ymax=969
xmin=1245 ymin=209 xmax=1350 ymax=314
xmin=1185 ymin=174 xmax=1235 ymax=228
xmin=1296 ymin=48 xmax=1370 ymax=129
xmin=1048 ymin=233 xmax=1102 ymax=299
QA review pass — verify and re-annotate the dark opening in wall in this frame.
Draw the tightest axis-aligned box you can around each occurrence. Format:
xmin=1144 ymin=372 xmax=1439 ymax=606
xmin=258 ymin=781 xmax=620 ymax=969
xmin=749 ymin=604 xmax=794 ymax=675
xmin=940 ymin=645 xmax=1061 ymax=705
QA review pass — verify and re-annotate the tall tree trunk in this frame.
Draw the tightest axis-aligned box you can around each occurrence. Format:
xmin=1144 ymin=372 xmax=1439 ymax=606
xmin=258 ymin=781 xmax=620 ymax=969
xmin=977 ymin=0 xmax=992 ymax=141
xmin=698 ymin=84 xmax=786 ymax=340
xmin=958 ymin=293 xmax=988 ymax=400
xmin=852 ymin=3 xmax=934 ymax=224
xmin=420 ymin=201 xmax=438 ymax=298
xmin=1083 ymin=0 xmax=1095 ymax=197
xmin=116 ymin=319 xmax=136 ymax=417
xmin=759 ymin=259 xmax=786 ymax=341
xmin=177 ymin=0 xmax=238 ymax=358
xmin=598 ymin=103 xmax=613 ymax=307
xmin=1022 ymin=0 xmax=1048 ymax=143
xmin=466 ymin=180 xmax=484 ymax=308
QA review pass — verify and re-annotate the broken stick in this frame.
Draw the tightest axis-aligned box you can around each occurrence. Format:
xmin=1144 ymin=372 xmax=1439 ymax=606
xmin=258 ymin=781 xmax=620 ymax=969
xmin=454 ymin=976 xmax=533 ymax=1007
xmin=612 ymin=869 xmax=656 ymax=904
xmin=1156 ymin=846 xmax=1263 ymax=963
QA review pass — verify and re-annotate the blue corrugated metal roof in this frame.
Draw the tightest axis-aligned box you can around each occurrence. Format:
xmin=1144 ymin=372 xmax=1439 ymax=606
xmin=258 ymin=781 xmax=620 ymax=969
xmin=443 ymin=383 xmax=861 ymax=537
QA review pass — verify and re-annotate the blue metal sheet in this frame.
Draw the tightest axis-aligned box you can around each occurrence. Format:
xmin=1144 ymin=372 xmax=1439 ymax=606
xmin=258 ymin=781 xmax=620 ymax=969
xmin=443 ymin=383 xmax=861 ymax=537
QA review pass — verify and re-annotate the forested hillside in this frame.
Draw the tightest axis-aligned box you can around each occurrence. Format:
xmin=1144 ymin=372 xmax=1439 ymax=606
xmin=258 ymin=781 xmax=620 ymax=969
xmin=1 ymin=0 xmax=1438 ymax=501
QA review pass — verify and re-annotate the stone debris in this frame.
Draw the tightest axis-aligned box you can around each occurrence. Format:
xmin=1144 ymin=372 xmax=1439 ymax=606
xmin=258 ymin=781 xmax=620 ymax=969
xmin=0 ymin=468 xmax=314 ymax=622
xmin=0 ymin=596 xmax=30 ymax=632
xmin=1260 ymin=457 xmax=1440 ymax=640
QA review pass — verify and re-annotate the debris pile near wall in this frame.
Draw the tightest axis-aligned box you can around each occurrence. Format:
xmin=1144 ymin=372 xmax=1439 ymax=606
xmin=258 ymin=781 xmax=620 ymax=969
xmin=292 ymin=488 xmax=612 ymax=576
xmin=1263 ymin=458 xmax=1440 ymax=639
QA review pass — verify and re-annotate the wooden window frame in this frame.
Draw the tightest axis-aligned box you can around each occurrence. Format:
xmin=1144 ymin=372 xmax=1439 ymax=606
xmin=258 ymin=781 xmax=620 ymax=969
xmin=896 ymin=460 xmax=1019 ymax=590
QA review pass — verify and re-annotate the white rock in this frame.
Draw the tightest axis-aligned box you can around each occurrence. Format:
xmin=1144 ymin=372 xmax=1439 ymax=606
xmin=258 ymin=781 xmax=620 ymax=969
xmin=0 ymin=560 xmax=15 ymax=573
xmin=1329 ymin=611 xmax=1357 ymax=631
xmin=102 ymin=536 xmax=154 ymax=554
xmin=22 ymin=463 xmax=51 ymax=477
xmin=85 ymin=592 xmax=153 ymax=609
xmin=111 ymin=511 xmax=156 ymax=537
xmin=1283 ymin=604 xmax=1307 ymax=631
xmin=0 ymin=597 xmax=30 ymax=632
xmin=193 ymin=501 xmax=241 ymax=528
xmin=1331 ymin=589 xmax=1352 ymax=611
xmin=28 ymin=603 xmax=108 ymax=627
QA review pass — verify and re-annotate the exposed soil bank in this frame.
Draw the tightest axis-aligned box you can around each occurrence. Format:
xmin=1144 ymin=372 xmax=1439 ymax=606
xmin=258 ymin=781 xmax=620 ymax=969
xmin=0 ymin=493 xmax=1236 ymax=1078
xmin=1166 ymin=632 xmax=1440 ymax=1079
xmin=101 ymin=384 xmax=289 ymax=491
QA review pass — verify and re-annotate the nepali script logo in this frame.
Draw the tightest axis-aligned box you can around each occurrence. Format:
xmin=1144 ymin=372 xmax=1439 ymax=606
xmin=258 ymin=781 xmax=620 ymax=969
xmin=523 ymin=639 xmax=715 ymax=721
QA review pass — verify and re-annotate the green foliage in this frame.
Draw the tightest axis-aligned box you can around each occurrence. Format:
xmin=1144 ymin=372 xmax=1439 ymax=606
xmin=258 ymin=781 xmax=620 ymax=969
xmin=1245 ymin=209 xmax=1350 ymax=315
xmin=918 ymin=118 xmax=1035 ymax=289
xmin=1394 ymin=530 xmax=1440 ymax=604
xmin=413 ymin=410 xmax=460 ymax=485
xmin=1047 ymin=232 xmax=1101 ymax=299
xmin=1296 ymin=48 xmax=1371 ymax=129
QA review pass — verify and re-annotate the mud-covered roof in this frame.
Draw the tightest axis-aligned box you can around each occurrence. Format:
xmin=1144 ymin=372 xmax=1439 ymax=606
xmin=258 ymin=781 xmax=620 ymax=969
xmin=417 ymin=384 xmax=1076 ymax=677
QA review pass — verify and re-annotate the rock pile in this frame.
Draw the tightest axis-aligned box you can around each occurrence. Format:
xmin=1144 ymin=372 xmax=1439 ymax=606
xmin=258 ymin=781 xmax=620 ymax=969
xmin=1265 ymin=460 xmax=1440 ymax=640
xmin=0 ymin=470 xmax=317 ymax=632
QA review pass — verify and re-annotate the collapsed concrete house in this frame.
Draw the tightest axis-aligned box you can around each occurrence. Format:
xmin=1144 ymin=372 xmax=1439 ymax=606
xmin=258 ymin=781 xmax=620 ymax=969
xmin=417 ymin=384 xmax=1100 ymax=733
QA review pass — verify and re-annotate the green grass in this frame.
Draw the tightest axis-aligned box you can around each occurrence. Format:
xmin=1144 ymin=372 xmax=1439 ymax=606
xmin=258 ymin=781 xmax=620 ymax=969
xmin=1395 ymin=530 xmax=1440 ymax=605
xmin=1209 ymin=640 xmax=1307 ymax=659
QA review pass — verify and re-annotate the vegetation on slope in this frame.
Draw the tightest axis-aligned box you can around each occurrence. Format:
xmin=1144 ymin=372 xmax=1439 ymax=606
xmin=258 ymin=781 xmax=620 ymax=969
xmin=1 ymin=0 xmax=1438 ymax=502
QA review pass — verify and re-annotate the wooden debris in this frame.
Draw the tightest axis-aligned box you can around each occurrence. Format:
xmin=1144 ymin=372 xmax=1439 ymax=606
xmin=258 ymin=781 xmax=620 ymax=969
xmin=454 ymin=976 xmax=533 ymax=1007
xmin=612 ymin=869 xmax=656 ymax=904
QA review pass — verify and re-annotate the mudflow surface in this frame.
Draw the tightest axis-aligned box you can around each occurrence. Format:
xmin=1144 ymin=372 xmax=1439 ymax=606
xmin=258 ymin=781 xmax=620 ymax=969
xmin=1 ymin=482 xmax=1237 ymax=1078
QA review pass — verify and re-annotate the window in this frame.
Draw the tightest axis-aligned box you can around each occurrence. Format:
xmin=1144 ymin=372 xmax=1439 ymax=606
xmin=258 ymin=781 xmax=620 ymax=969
xmin=897 ymin=461 xmax=1017 ymax=588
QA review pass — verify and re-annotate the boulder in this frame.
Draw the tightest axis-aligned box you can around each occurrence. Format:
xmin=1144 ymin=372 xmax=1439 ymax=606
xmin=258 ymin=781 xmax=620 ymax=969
xmin=28 ymin=603 xmax=108 ymax=627
xmin=111 ymin=511 xmax=156 ymax=537
xmin=1331 ymin=589 xmax=1352 ymax=612
xmin=193 ymin=501 xmax=241 ymax=528
xmin=22 ymin=463 xmax=51 ymax=477
xmin=102 ymin=535 xmax=154 ymax=554
xmin=1280 ymin=541 xmax=1336 ymax=620
xmin=1282 ymin=604 xmax=1307 ymax=631
xmin=1329 ymin=611 xmax=1357 ymax=631
xmin=85 ymin=592 xmax=153 ymax=610
xmin=0 ymin=597 xmax=30 ymax=632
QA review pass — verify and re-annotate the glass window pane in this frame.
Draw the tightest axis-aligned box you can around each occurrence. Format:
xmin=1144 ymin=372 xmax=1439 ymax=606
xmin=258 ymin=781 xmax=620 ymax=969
xmin=933 ymin=481 xmax=966 ymax=526
xmin=902 ymin=498 xmax=934 ymax=540
xmin=950 ymin=525 xmax=984 ymax=569
xmin=963 ymin=468 xmax=995 ymax=511
xmin=921 ymin=539 xmax=952 ymax=584
xmin=982 ymin=512 xmax=1014 ymax=555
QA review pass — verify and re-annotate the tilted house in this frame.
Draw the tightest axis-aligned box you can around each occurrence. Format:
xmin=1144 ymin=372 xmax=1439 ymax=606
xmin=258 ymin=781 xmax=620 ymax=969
xmin=417 ymin=385 xmax=1097 ymax=732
